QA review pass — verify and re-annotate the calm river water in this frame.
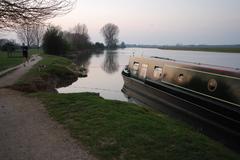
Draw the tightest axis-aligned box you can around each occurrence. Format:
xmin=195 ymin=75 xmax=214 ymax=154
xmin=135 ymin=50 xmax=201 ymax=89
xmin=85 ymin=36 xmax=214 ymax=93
xmin=58 ymin=48 xmax=240 ymax=101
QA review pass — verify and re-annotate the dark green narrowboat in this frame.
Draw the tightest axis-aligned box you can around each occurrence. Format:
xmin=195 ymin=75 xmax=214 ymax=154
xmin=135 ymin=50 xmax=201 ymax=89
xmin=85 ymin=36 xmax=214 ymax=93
xmin=122 ymin=56 xmax=240 ymax=149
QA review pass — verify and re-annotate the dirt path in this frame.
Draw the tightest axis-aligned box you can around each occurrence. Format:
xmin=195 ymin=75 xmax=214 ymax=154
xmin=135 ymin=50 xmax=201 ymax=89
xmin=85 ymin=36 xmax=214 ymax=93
xmin=0 ymin=55 xmax=42 ymax=88
xmin=0 ymin=58 xmax=96 ymax=159
xmin=0 ymin=89 xmax=95 ymax=160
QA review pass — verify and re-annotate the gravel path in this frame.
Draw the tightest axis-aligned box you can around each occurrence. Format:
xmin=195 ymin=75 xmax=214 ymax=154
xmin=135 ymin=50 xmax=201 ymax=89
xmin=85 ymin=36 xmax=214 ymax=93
xmin=0 ymin=55 xmax=42 ymax=88
xmin=0 ymin=58 xmax=96 ymax=160
xmin=0 ymin=89 xmax=96 ymax=160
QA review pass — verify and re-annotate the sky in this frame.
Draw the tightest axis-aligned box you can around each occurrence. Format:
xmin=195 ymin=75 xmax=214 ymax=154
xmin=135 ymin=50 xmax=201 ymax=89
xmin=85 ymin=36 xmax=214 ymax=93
xmin=3 ymin=0 xmax=240 ymax=45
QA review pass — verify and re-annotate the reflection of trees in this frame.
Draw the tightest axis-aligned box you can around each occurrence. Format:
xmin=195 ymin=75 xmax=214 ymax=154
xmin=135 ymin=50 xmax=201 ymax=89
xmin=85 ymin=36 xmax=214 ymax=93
xmin=75 ymin=51 xmax=92 ymax=69
xmin=102 ymin=50 xmax=119 ymax=74
xmin=68 ymin=50 xmax=104 ymax=73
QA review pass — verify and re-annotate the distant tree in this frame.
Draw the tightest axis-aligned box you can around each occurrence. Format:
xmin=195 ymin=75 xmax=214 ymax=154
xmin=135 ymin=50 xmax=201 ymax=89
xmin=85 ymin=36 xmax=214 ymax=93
xmin=101 ymin=23 xmax=119 ymax=49
xmin=0 ymin=0 xmax=76 ymax=30
xmin=1 ymin=41 xmax=17 ymax=54
xmin=42 ymin=26 xmax=69 ymax=55
xmin=71 ymin=23 xmax=90 ymax=50
xmin=94 ymin=42 xmax=105 ymax=49
xmin=0 ymin=39 xmax=9 ymax=49
xmin=120 ymin=42 xmax=126 ymax=48
xmin=73 ymin=24 xmax=88 ymax=36
xmin=32 ymin=24 xmax=45 ymax=48
xmin=15 ymin=24 xmax=45 ymax=48
xmin=63 ymin=31 xmax=73 ymax=45
xmin=15 ymin=24 xmax=35 ymax=47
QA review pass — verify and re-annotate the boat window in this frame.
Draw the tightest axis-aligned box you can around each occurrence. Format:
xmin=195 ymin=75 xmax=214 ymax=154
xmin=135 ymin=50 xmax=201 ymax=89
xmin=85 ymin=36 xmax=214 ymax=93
xmin=139 ymin=64 xmax=148 ymax=79
xmin=133 ymin=62 xmax=139 ymax=71
xmin=132 ymin=62 xmax=139 ymax=75
xmin=153 ymin=66 xmax=163 ymax=79
xmin=208 ymin=79 xmax=217 ymax=92
xmin=177 ymin=74 xmax=184 ymax=83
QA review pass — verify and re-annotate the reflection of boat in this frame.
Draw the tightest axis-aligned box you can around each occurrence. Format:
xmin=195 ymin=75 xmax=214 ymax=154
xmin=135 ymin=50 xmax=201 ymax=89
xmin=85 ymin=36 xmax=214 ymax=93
xmin=122 ymin=56 xmax=240 ymax=149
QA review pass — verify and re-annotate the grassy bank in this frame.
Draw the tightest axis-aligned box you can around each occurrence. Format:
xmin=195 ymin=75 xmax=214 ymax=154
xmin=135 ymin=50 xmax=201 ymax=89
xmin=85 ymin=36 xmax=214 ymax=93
xmin=13 ymin=53 xmax=79 ymax=92
xmin=35 ymin=92 xmax=239 ymax=160
xmin=159 ymin=47 xmax=240 ymax=53
xmin=0 ymin=51 xmax=22 ymax=72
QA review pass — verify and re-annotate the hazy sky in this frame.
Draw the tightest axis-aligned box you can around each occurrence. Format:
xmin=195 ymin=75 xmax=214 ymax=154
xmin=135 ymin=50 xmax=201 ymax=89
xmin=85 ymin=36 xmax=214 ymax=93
xmin=5 ymin=0 xmax=240 ymax=45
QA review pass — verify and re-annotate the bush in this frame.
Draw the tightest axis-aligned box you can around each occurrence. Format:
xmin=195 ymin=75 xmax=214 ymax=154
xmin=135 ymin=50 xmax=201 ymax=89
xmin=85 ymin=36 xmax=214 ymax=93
xmin=94 ymin=42 xmax=105 ymax=49
xmin=42 ymin=26 xmax=70 ymax=55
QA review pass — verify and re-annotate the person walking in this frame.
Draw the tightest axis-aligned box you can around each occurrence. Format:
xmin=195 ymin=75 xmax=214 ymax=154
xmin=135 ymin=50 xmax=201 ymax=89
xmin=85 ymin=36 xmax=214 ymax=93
xmin=22 ymin=43 xmax=29 ymax=66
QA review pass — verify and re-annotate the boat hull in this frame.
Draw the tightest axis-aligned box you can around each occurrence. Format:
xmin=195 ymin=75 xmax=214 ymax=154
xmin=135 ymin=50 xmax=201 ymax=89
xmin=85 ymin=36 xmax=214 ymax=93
xmin=122 ymin=73 xmax=240 ymax=150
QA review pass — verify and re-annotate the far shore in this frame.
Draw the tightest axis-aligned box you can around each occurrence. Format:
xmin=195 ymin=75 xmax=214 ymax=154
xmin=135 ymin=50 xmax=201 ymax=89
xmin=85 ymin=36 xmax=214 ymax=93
xmin=158 ymin=47 xmax=240 ymax=53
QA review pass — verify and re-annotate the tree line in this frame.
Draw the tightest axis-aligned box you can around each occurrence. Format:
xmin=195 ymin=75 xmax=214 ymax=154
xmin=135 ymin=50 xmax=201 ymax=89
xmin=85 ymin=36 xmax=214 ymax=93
xmin=41 ymin=24 xmax=104 ymax=55
xmin=1 ymin=0 xmax=124 ymax=55
xmin=0 ymin=0 xmax=75 ymax=53
xmin=1 ymin=23 xmax=122 ymax=55
xmin=1 ymin=23 xmax=123 ymax=55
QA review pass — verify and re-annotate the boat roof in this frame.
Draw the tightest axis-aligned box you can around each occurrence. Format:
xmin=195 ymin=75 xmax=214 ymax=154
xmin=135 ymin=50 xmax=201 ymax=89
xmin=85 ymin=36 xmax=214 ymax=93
xmin=131 ymin=56 xmax=240 ymax=75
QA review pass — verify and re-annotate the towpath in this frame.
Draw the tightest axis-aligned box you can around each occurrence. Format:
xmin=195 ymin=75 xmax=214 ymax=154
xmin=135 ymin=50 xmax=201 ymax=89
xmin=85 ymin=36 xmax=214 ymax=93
xmin=0 ymin=55 xmax=42 ymax=88
xmin=0 ymin=57 xmax=96 ymax=160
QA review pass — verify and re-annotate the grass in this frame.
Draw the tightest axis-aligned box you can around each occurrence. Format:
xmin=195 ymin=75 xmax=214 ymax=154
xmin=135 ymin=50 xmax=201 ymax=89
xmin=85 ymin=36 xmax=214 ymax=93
xmin=34 ymin=92 xmax=240 ymax=160
xmin=13 ymin=52 xmax=79 ymax=92
xmin=0 ymin=49 xmax=43 ymax=72
xmin=0 ymin=51 xmax=23 ymax=72
xmin=17 ymin=53 xmax=75 ymax=84
xmin=159 ymin=47 xmax=240 ymax=53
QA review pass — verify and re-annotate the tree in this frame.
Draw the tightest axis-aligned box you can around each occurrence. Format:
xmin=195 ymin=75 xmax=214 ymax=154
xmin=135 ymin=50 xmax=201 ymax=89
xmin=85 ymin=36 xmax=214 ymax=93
xmin=15 ymin=24 xmax=35 ymax=47
xmin=15 ymin=24 xmax=45 ymax=48
xmin=73 ymin=23 xmax=88 ymax=36
xmin=71 ymin=23 xmax=90 ymax=50
xmin=1 ymin=41 xmax=17 ymax=56
xmin=101 ymin=23 xmax=119 ymax=49
xmin=42 ymin=26 xmax=69 ymax=55
xmin=32 ymin=24 xmax=45 ymax=48
xmin=0 ymin=0 xmax=76 ymax=30
xmin=94 ymin=42 xmax=105 ymax=49
xmin=0 ymin=38 xmax=9 ymax=49
xmin=120 ymin=42 xmax=126 ymax=48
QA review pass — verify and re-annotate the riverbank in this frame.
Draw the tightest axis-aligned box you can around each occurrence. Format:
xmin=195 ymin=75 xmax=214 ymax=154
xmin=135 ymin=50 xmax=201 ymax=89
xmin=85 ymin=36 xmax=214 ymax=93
xmin=1 ymin=52 xmax=239 ymax=159
xmin=159 ymin=47 xmax=240 ymax=53
xmin=11 ymin=54 xmax=80 ymax=92
xmin=34 ymin=92 xmax=239 ymax=160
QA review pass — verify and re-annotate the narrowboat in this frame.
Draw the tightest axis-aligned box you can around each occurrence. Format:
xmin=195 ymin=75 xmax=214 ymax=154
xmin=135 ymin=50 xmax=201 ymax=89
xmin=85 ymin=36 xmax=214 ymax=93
xmin=122 ymin=56 xmax=240 ymax=149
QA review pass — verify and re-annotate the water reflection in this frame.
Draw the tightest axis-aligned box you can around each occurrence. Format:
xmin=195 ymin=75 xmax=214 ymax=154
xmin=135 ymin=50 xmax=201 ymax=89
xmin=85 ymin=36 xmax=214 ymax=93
xmin=59 ymin=48 xmax=240 ymax=102
xmin=67 ymin=50 xmax=104 ymax=74
xmin=101 ymin=50 xmax=119 ymax=74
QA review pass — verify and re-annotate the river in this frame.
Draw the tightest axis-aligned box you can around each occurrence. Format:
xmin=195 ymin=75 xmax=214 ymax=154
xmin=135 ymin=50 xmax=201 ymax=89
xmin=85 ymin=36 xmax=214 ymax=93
xmin=58 ymin=48 xmax=240 ymax=101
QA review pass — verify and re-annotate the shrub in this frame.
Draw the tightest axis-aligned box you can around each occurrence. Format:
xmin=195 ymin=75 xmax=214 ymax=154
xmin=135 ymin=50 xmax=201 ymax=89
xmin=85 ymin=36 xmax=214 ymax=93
xmin=42 ymin=26 xmax=69 ymax=55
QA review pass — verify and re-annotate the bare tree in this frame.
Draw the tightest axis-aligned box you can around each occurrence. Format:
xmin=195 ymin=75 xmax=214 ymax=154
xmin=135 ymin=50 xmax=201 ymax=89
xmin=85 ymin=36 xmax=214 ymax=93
xmin=0 ymin=0 xmax=76 ymax=30
xmin=15 ymin=25 xmax=35 ymax=47
xmin=73 ymin=23 xmax=88 ymax=36
xmin=71 ymin=23 xmax=90 ymax=50
xmin=32 ymin=24 xmax=45 ymax=48
xmin=101 ymin=23 xmax=119 ymax=49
